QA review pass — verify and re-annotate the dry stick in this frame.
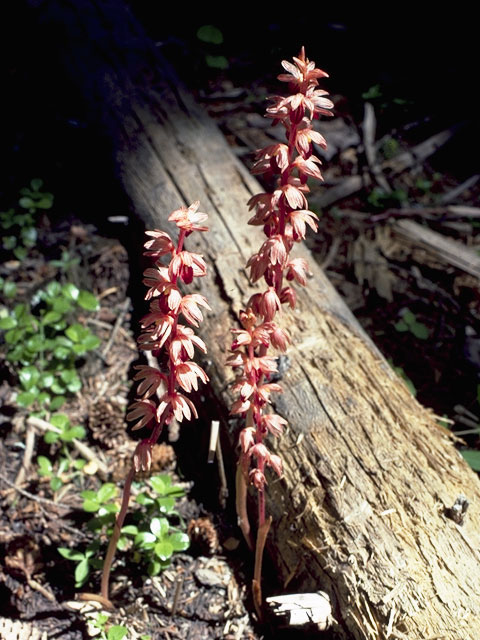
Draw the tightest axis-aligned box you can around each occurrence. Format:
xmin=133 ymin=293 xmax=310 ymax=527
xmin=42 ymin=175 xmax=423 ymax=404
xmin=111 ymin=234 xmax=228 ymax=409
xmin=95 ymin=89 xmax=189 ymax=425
xmin=0 ymin=471 xmax=71 ymax=510
xmin=216 ymin=431 xmax=229 ymax=509
xmin=27 ymin=416 xmax=109 ymax=479
xmin=362 ymin=102 xmax=391 ymax=194
xmin=13 ymin=423 xmax=36 ymax=488
xmin=170 ymin=574 xmax=185 ymax=616
xmin=101 ymin=298 xmax=130 ymax=360
xmin=252 ymin=516 xmax=272 ymax=621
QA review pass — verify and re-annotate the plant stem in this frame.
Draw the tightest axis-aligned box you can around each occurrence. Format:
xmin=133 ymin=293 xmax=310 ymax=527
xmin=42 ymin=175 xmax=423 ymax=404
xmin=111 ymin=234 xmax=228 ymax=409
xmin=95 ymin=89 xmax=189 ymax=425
xmin=100 ymin=466 xmax=135 ymax=602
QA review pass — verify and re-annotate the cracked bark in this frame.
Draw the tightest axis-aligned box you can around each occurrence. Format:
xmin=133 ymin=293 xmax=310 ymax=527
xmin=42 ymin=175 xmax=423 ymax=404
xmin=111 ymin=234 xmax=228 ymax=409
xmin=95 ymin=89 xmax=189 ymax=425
xmin=41 ymin=2 xmax=480 ymax=638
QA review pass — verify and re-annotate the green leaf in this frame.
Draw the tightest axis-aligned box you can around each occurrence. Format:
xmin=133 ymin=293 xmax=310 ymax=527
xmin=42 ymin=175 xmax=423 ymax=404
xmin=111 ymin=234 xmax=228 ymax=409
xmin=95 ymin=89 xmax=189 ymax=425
xmin=49 ymin=395 xmax=66 ymax=410
xmin=65 ymin=425 xmax=86 ymax=440
xmin=58 ymin=547 xmax=85 ymax=561
xmin=74 ymin=558 xmax=90 ymax=586
xmin=39 ymin=372 xmax=55 ymax=388
xmin=19 ymin=196 xmax=35 ymax=209
xmin=169 ymin=531 xmax=189 ymax=551
xmin=107 ymin=626 xmax=128 ymax=640
xmin=98 ymin=483 xmax=117 ymax=504
xmin=13 ymin=247 xmax=28 ymax=261
xmin=17 ymin=391 xmax=38 ymax=407
xmin=154 ymin=540 xmax=173 ymax=561
xmin=394 ymin=321 xmax=408 ymax=332
xmin=150 ymin=517 xmax=169 ymax=538
xmin=52 ymin=297 xmax=72 ymax=314
xmin=44 ymin=430 xmax=59 ymax=444
xmin=42 ymin=311 xmax=62 ymax=325
xmin=37 ymin=456 xmax=53 ymax=476
xmin=197 ymin=24 xmax=224 ymax=45
xmin=410 ymin=323 xmax=429 ymax=340
xmin=21 ymin=226 xmax=37 ymax=247
xmin=81 ymin=334 xmax=100 ymax=351
xmin=205 ymin=54 xmax=229 ymax=70
xmin=0 ymin=316 xmax=17 ymax=330
xmin=2 ymin=236 xmax=16 ymax=250
xmin=77 ymin=290 xmax=99 ymax=311
xmin=19 ymin=366 xmax=40 ymax=390
xmin=62 ymin=283 xmax=79 ymax=301
xmin=51 ymin=382 xmax=65 ymax=395
xmin=65 ymin=323 xmax=90 ymax=342
xmin=149 ymin=475 xmax=168 ymax=494
xmin=83 ymin=499 xmax=100 ymax=513
xmin=402 ymin=310 xmax=415 ymax=325
xmin=157 ymin=497 xmax=175 ymax=513
xmin=30 ymin=178 xmax=44 ymax=191
xmin=121 ymin=525 xmax=139 ymax=535
xmin=147 ymin=560 xmax=162 ymax=576
xmin=136 ymin=492 xmax=154 ymax=506
xmin=53 ymin=345 xmax=71 ymax=360
xmin=461 ymin=449 xmax=480 ymax=471
xmin=25 ymin=335 xmax=44 ymax=353
xmin=3 ymin=281 xmax=17 ymax=299
xmin=134 ymin=531 xmax=156 ymax=547
xmin=50 ymin=476 xmax=63 ymax=491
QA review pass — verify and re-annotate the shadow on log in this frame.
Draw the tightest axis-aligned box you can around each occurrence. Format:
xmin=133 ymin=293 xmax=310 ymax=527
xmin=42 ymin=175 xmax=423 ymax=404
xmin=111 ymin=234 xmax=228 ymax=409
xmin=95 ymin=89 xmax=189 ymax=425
xmin=38 ymin=2 xmax=480 ymax=638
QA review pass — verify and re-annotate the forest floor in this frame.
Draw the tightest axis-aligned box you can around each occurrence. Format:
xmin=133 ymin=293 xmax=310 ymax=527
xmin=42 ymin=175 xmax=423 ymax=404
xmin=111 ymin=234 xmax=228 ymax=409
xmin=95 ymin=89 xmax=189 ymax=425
xmin=1 ymin=13 xmax=479 ymax=640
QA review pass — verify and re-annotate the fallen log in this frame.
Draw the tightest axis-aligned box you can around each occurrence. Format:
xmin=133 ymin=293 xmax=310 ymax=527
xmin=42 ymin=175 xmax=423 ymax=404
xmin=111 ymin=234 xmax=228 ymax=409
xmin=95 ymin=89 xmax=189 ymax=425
xmin=40 ymin=3 xmax=480 ymax=638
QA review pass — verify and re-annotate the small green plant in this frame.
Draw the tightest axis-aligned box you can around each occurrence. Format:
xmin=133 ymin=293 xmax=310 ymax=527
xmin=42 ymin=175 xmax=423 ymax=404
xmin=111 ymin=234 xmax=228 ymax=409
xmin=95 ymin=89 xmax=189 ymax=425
xmin=394 ymin=309 xmax=429 ymax=340
xmin=89 ymin=613 xmax=129 ymax=640
xmin=0 ymin=280 xmax=100 ymax=413
xmin=133 ymin=515 xmax=189 ymax=577
xmin=1 ymin=179 xmax=53 ymax=260
xmin=196 ymin=24 xmax=229 ymax=70
xmin=58 ymin=543 xmax=102 ymax=588
xmin=380 ymin=136 xmax=400 ymax=160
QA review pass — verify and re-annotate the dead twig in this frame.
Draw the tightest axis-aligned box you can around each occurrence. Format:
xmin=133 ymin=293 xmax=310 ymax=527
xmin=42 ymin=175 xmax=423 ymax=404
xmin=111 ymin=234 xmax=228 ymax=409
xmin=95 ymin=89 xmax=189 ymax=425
xmin=362 ymin=102 xmax=391 ymax=193
xmin=13 ymin=423 xmax=36 ymax=489
xmin=0 ymin=471 xmax=71 ymax=510
xmin=101 ymin=298 xmax=130 ymax=360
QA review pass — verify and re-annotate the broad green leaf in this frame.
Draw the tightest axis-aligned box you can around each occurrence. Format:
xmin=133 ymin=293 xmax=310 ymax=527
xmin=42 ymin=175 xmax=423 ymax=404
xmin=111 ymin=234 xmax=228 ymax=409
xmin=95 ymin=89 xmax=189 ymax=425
xmin=411 ymin=323 xmax=429 ymax=340
xmin=21 ymin=226 xmax=37 ymax=247
xmin=83 ymin=499 xmax=100 ymax=512
xmin=39 ymin=372 xmax=54 ymax=388
xmin=154 ymin=540 xmax=173 ymax=561
xmin=402 ymin=310 xmax=415 ymax=325
xmin=17 ymin=391 xmax=37 ymax=407
xmin=19 ymin=366 xmax=40 ymax=390
xmin=78 ymin=290 xmax=99 ymax=311
xmin=205 ymin=54 xmax=229 ymax=70
xmin=2 ymin=236 xmax=16 ymax=250
xmin=4 ymin=328 xmax=23 ymax=345
xmin=13 ymin=247 xmax=28 ymax=261
xmin=150 ymin=517 xmax=169 ymax=538
xmin=81 ymin=490 xmax=97 ymax=500
xmin=65 ymin=425 xmax=86 ymax=440
xmin=147 ymin=560 xmax=162 ymax=576
xmin=65 ymin=323 xmax=87 ymax=342
xmin=81 ymin=334 xmax=100 ymax=351
xmin=58 ymin=547 xmax=85 ymax=561
xmin=121 ymin=525 xmax=139 ymax=535
xmin=150 ymin=475 xmax=168 ymax=494
xmin=3 ymin=281 xmax=17 ymax=299
xmin=51 ymin=382 xmax=65 ymax=395
xmin=37 ymin=455 xmax=53 ymax=476
xmin=50 ymin=476 xmax=63 ymax=491
xmin=25 ymin=335 xmax=43 ymax=353
xmin=19 ymin=196 xmax=35 ymax=209
xmin=75 ymin=559 xmax=90 ymax=585
xmin=0 ymin=316 xmax=17 ymax=330
xmin=44 ymin=431 xmax=59 ymax=444
xmin=169 ymin=531 xmax=190 ymax=551
xmin=157 ymin=497 xmax=175 ymax=513
xmin=53 ymin=346 xmax=70 ymax=360
xmin=62 ymin=283 xmax=79 ymax=301
xmin=197 ymin=24 xmax=224 ymax=44
xmin=134 ymin=531 xmax=156 ymax=547
xmin=30 ymin=178 xmax=43 ymax=191
xmin=50 ymin=415 xmax=70 ymax=431
xmin=394 ymin=321 xmax=408 ymax=332
xmin=52 ymin=297 xmax=72 ymax=314
xmin=49 ymin=395 xmax=66 ymax=410
xmin=98 ymin=483 xmax=117 ymax=503
xmin=136 ymin=493 xmax=154 ymax=506
xmin=41 ymin=311 xmax=62 ymax=325
xmin=107 ymin=626 xmax=128 ymax=640
xmin=461 ymin=449 xmax=480 ymax=471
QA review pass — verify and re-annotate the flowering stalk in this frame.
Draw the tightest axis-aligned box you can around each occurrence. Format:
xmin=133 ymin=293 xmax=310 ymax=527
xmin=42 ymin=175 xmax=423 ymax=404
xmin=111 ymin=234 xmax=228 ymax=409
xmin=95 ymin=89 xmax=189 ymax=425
xmin=229 ymin=48 xmax=332 ymax=612
xmin=100 ymin=202 xmax=210 ymax=603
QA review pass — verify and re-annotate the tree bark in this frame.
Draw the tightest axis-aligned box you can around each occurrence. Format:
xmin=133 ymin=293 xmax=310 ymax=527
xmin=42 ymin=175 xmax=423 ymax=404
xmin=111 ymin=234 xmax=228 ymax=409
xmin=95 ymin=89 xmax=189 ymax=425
xmin=41 ymin=2 xmax=480 ymax=638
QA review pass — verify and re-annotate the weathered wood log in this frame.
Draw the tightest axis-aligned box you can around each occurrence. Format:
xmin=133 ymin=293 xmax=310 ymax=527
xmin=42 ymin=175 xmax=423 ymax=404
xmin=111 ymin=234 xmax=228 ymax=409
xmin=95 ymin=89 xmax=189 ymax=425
xmin=40 ymin=3 xmax=480 ymax=638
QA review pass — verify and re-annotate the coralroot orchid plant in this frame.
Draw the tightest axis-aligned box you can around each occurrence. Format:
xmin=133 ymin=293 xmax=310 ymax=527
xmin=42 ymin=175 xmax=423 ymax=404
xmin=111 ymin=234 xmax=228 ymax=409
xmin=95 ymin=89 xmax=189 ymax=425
xmin=99 ymin=202 xmax=210 ymax=604
xmin=228 ymin=47 xmax=333 ymax=612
